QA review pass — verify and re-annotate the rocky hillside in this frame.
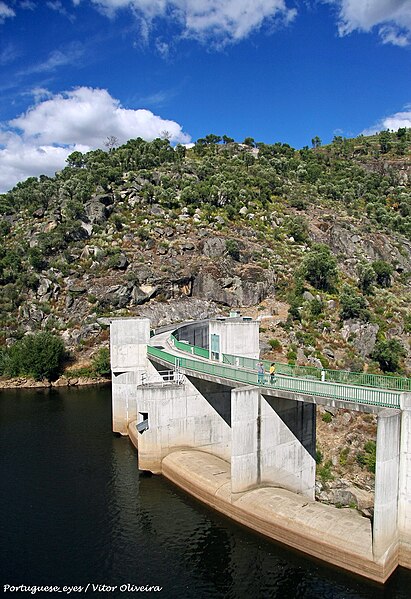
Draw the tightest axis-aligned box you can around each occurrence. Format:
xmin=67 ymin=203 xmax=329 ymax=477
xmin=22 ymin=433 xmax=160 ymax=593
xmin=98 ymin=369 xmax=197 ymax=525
xmin=0 ymin=131 xmax=410 ymax=379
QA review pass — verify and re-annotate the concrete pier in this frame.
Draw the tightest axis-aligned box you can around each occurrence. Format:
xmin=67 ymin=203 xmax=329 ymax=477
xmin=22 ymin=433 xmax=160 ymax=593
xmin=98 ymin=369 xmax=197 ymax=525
xmin=110 ymin=318 xmax=150 ymax=434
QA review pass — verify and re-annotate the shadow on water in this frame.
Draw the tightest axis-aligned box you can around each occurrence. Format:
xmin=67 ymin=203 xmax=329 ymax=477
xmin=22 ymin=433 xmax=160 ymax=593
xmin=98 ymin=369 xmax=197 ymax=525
xmin=1 ymin=386 xmax=410 ymax=598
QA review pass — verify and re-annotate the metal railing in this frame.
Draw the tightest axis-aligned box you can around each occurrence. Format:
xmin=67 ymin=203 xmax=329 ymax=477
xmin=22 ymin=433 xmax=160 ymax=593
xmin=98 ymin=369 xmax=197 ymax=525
xmin=141 ymin=368 xmax=184 ymax=386
xmin=147 ymin=346 xmax=401 ymax=408
xmin=167 ymin=334 xmax=410 ymax=392
xmin=170 ymin=335 xmax=210 ymax=359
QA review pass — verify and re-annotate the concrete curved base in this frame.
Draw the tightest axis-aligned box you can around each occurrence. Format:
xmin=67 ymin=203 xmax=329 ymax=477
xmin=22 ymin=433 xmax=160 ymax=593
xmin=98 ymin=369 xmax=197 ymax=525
xmin=162 ymin=449 xmax=398 ymax=583
xmin=128 ymin=422 xmax=139 ymax=450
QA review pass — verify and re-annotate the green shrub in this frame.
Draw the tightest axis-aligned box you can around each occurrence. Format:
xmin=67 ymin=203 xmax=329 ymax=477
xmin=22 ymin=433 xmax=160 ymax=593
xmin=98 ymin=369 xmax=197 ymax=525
xmin=268 ymin=339 xmax=282 ymax=351
xmin=2 ymin=332 xmax=66 ymax=381
xmin=357 ymin=262 xmax=376 ymax=295
xmin=91 ymin=347 xmax=111 ymax=377
xmin=372 ymin=260 xmax=393 ymax=287
xmin=339 ymin=447 xmax=350 ymax=466
xmin=339 ymin=285 xmax=370 ymax=321
xmin=372 ymin=338 xmax=405 ymax=372
xmin=226 ymin=239 xmax=240 ymax=261
xmin=301 ymin=244 xmax=338 ymax=291
xmin=322 ymin=412 xmax=332 ymax=423
xmin=356 ymin=441 xmax=376 ymax=473
xmin=317 ymin=460 xmax=334 ymax=483
xmin=309 ymin=298 xmax=323 ymax=317
xmin=285 ymin=215 xmax=309 ymax=243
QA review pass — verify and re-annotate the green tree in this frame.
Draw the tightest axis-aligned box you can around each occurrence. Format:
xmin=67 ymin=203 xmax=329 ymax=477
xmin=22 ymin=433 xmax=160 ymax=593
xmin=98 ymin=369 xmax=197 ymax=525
xmin=379 ymin=130 xmax=391 ymax=154
xmin=372 ymin=260 xmax=393 ymax=287
xmin=301 ymin=244 xmax=338 ymax=291
xmin=285 ymin=215 xmax=309 ymax=243
xmin=357 ymin=262 xmax=376 ymax=295
xmin=226 ymin=239 xmax=240 ymax=261
xmin=243 ymin=137 xmax=255 ymax=147
xmin=4 ymin=332 xmax=66 ymax=381
xmin=311 ymin=136 xmax=322 ymax=148
xmin=204 ymin=134 xmax=222 ymax=145
xmin=339 ymin=285 xmax=369 ymax=321
xmin=372 ymin=338 xmax=405 ymax=372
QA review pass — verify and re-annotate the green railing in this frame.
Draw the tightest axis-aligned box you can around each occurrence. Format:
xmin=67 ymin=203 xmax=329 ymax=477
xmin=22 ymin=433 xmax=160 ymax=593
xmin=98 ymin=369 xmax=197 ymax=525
xmin=168 ymin=333 xmax=410 ymax=392
xmin=147 ymin=345 xmax=401 ymax=409
xmin=222 ymin=354 xmax=411 ymax=392
xmin=170 ymin=335 xmax=210 ymax=359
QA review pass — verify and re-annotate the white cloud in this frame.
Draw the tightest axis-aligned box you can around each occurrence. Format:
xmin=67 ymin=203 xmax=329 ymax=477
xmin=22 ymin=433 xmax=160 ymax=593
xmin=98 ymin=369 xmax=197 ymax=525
xmin=0 ymin=86 xmax=190 ymax=193
xmin=328 ymin=0 xmax=411 ymax=46
xmin=84 ymin=0 xmax=297 ymax=45
xmin=362 ymin=104 xmax=411 ymax=135
xmin=0 ymin=2 xmax=15 ymax=23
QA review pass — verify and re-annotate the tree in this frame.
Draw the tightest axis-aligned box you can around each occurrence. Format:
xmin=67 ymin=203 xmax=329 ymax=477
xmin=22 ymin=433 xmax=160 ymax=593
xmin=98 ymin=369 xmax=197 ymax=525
xmin=339 ymin=285 xmax=369 ymax=321
xmin=104 ymin=135 xmax=119 ymax=152
xmin=372 ymin=338 xmax=405 ymax=372
xmin=357 ymin=262 xmax=376 ymax=295
xmin=378 ymin=130 xmax=391 ymax=154
xmin=311 ymin=136 xmax=322 ymax=149
xmin=66 ymin=151 xmax=85 ymax=168
xmin=4 ymin=332 xmax=66 ymax=381
xmin=301 ymin=244 xmax=338 ymax=291
xmin=285 ymin=215 xmax=309 ymax=243
xmin=226 ymin=239 xmax=240 ymax=261
xmin=222 ymin=135 xmax=234 ymax=144
xmin=243 ymin=137 xmax=255 ymax=147
xmin=372 ymin=260 xmax=393 ymax=287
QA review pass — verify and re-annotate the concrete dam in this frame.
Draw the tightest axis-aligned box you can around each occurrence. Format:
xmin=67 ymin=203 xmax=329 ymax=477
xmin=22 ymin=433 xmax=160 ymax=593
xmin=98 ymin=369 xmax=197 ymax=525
xmin=110 ymin=316 xmax=411 ymax=583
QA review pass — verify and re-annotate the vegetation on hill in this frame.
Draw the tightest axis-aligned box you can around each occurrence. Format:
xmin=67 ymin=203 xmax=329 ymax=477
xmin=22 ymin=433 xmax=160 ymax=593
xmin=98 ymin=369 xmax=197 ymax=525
xmin=0 ymin=129 xmax=410 ymax=379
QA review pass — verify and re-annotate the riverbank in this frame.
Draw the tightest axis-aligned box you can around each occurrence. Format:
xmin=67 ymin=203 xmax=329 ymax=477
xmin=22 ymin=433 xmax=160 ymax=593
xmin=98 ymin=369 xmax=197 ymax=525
xmin=0 ymin=375 xmax=111 ymax=389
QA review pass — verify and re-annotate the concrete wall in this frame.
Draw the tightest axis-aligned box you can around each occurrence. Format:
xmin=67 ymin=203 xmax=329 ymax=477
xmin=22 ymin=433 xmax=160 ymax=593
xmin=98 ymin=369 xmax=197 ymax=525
xmin=260 ymin=394 xmax=316 ymax=499
xmin=231 ymin=388 xmax=316 ymax=498
xmin=110 ymin=318 xmax=151 ymax=434
xmin=174 ymin=322 xmax=209 ymax=349
xmin=209 ymin=318 xmax=259 ymax=361
xmin=399 ymin=393 xmax=411 ymax=567
xmin=373 ymin=408 xmax=401 ymax=559
xmin=136 ymin=370 xmax=232 ymax=473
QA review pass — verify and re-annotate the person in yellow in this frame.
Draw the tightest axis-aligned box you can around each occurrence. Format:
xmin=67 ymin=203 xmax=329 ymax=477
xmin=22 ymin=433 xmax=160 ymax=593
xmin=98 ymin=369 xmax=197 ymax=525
xmin=269 ymin=363 xmax=276 ymax=384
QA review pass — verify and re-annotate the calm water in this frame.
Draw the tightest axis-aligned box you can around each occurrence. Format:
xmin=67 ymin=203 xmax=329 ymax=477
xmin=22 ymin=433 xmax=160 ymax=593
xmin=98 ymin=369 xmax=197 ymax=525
xmin=1 ymin=386 xmax=410 ymax=599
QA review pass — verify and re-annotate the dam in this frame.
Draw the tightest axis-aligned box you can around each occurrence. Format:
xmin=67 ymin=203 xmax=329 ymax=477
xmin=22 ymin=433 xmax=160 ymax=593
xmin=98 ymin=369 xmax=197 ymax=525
xmin=110 ymin=316 xmax=411 ymax=583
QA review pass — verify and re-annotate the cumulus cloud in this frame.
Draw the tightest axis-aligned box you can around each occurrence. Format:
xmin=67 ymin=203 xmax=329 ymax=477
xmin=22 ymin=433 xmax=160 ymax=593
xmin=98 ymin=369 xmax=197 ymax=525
xmin=0 ymin=86 xmax=190 ymax=193
xmin=84 ymin=0 xmax=297 ymax=45
xmin=328 ymin=0 xmax=411 ymax=46
xmin=362 ymin=104 xmax=411 ymax=135
xmin=0 ymin=2 xmax=15 ymax=23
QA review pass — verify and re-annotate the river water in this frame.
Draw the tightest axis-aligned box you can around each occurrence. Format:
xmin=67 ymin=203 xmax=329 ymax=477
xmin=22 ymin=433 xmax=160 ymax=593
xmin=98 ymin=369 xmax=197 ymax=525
xmin=1 ymin=386 xmax=410 ymax=599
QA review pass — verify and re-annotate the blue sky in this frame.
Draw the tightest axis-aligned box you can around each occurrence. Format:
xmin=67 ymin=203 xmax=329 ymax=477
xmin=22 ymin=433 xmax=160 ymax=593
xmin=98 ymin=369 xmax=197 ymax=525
xmin=0 ymin=0 xmax=410 ymax=192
